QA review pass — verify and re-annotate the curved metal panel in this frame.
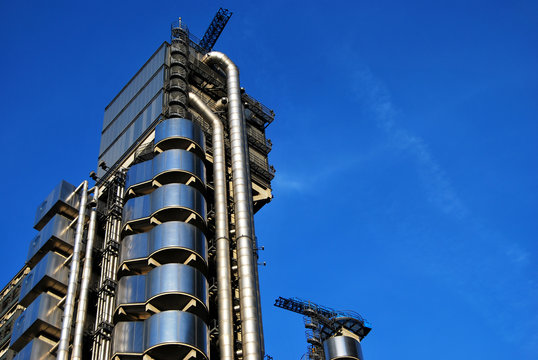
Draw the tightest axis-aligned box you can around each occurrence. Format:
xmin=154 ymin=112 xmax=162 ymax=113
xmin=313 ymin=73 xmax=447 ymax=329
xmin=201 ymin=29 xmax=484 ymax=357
xmin=34 ymin=180 xmax=80 ymax=231
xmin=120 ymin=232 xmax=149 ymax=264
xmin=27 ymin=214 xmax=75 ymax=267
xmin=323 ymin=336 xmax=363 ymax=360
xmin=116 ymin=275 xmax=146 ymax=306
xmin=116 ymin=264 xmax=208 ymax=318
xmin=125 ymin=149 xmax=206 ymax=192
xmin=13 ymin=338 xmax=55 ymax=360
xmin=154 ymin=117 xmax=205 ymax=153
xmin=149 ymin=221 xmax=207 ymax=261
xmin=19 ymin=252 xmax=68 ymax=307
xmin=10 ymin=293 xmax=62 ymax=352
xmin=122 ymin=184 xmax=206 ymax=227
xmin=120 ymin=221 xmax=207 ymax=272
xmin=122 ymin=195 xmax=150 ymax=224
xmin=111 ymin=321 xmax=145 ymax=355
xmin=154 ymin=149 xmax=206 ymax=183
xmin=146 ymin=263 xmax=207 ymax=306
xmin=111 ymin=311 xmax=208 ymax=359
xmin=125 ymin=160 xmax=153 ymax=190
xmin=150 ymin=183 xmax=206 ymax=216
xmin=145 ymin=310 xmax=208 ymax=357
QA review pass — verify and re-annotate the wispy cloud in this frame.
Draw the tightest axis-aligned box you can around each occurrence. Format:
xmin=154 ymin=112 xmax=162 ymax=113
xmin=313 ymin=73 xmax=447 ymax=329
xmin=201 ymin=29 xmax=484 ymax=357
xmin=350 ymin=66 xmax=538 ymax=353
xmin=273 ymin=144 xmax=383 ymax=195
xmin=352 ymin=67 xmax=468 ymax=219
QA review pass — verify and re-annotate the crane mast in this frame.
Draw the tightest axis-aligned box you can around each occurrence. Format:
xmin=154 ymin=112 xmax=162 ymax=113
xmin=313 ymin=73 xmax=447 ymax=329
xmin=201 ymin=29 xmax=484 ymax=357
xmin=200 ymin=8 xmax=233 ymax=51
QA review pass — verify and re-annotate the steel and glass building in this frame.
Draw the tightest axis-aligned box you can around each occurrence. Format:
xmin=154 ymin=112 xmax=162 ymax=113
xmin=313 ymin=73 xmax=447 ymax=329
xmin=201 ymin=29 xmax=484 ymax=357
xmin=0 ymin=12 xmax=370 ymax=360
xmin=0 ymin=13 xmax=277 ymax=360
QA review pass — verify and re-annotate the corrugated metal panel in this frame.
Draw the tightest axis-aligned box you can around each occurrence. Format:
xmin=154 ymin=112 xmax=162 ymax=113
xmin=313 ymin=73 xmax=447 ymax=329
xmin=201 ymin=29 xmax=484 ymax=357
xmin=102 ymin=43 xmax=167 ymax=129
xmin=99 ymin=67 xmax=165 ymax=156
xmin=97 ymin=92 xmax=163 ymax=178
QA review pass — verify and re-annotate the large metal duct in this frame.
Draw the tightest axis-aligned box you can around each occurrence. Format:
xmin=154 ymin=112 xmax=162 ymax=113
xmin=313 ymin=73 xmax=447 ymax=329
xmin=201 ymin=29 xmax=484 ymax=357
xmin=57 ymin=181 xmax=88 ymax=360
xmin=202 ymin=51 xmax=264 ymax=360
xmin=72 ymin=190 xmax=98 ymax=360
xmin=188 ymin=92 xmax=235 ymax=360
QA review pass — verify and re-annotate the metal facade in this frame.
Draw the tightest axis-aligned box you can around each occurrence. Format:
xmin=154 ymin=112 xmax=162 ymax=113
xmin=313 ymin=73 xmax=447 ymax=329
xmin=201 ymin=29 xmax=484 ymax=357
xmin=0 ymin=13 xmax=277 ymax=360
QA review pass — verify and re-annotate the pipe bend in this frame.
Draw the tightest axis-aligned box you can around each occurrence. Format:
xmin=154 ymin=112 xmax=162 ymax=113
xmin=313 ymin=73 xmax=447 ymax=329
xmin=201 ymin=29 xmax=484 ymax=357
xmin=188 ymin=91 xmax=234 ymax=360
xmin=200 ymin=52 xmax=264 ymax=360
xmin=202 ymin=51 xmax=239 ymax=74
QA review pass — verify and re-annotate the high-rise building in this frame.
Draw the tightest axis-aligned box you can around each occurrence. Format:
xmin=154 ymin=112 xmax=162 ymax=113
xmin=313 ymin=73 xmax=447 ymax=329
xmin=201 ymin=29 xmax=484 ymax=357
xmin=0 ymin=12 xmax=276 ymax=360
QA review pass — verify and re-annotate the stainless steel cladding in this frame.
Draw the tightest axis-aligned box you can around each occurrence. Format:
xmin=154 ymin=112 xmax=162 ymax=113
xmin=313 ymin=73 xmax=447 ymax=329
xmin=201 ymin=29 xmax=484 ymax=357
xmin=112 ymin=311 xmax=208 ymax=359
xmin=57 ymin=181 xmax=88 ymax=360
xmin=112 ymin=116 xmax=209 ymax=359
xmin=154 ymin=117 xmax=206 ymax=155
xmin=13 ymin=338 xmax=55 ymax=360
xmin=18 ymin=252 xmax=68 ymax=307
xmin=125 ymin=149 xmax=206 ymax=193
xmin=27 ymin=214 xmax=75 ymax=267
xmin=203 ymin=51 xmax=264 ymax=360
xmin=188 ymin=92 xmax=235 ymax=360
xmin=98 ymin=43 xmax=167 ymax=179
xmin=116 ymin=264 xmax=208 ymax=319
xmin=9 ymin=293 xmax=62 ymax=351
xmin=323 ymin=336 xmax=364 ymax=360
xmin=72 ymin=195 xmax=99 ymax=360
xmin=120 ymin=221 xmax=207 ymax=273
xmin=33 ymin=180 xmax=80 ymax=231
xmin=122 ymin=183 xmax=207 ymax=228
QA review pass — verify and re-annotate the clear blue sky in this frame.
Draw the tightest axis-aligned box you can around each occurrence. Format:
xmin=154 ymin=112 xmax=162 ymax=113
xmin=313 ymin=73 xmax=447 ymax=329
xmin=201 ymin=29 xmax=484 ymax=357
xmin=0 ymin=1 xmax=536 ymax=359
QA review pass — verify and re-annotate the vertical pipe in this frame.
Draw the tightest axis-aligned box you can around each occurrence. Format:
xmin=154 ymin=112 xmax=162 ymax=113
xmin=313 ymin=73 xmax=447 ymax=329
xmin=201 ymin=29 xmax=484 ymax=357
xmin=203 ymin=52 xmax=263 ymax=360
xmin=188 ymin=92 xmax=234 ymax=360
xmin=101 ymin=180 xmax=123 ymax=360
xmin=241 ymin=104 xmax=266 ymax=356
xmin=72 ymin=189 xmax=98 ymax=360
xmin=57 ymin=181 xmax=88 ymax=360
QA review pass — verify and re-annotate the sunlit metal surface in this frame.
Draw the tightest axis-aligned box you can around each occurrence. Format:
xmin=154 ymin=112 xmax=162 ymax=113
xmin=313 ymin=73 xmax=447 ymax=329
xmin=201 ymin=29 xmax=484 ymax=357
xmin=120 ymin=221 xmax=207 ymax=273
xmin=203 ymin=51 xmax=264 ymax=360
xmin=323 ymin=336 xmax=363 ymax=360
xmin=18 ymin=252 xmax=68 ymax=307
xmin=33 ymin=180 xmax=80 ymax=231
xmin=112 ymin=311 xmax=208 ymax=359
xmin=10 ymin=293 xmax=62 ymax=351
xmin=27 ymin=214 xmax=75 ymax=267
xmin=122 ymin=183 xmax=206 ymax=229
xmin=72 ymin=198 xmax=99 ymax=360
xmin=125 ymin=148 xmax=206 ymax=193
xmin=116 ymin=275 xmax=146 ymax=306
xmin=13 ymin=338 xmax=55 ymax=360
xmin=154 ymin=117 xmax=206 ymax=154
xmin=188 ymin=92 xmax=235 ymax=360
xmin=116 ymin=263 xmax=208 ymax=319
xmin=111 ymin=321 xmax=144 ymax=355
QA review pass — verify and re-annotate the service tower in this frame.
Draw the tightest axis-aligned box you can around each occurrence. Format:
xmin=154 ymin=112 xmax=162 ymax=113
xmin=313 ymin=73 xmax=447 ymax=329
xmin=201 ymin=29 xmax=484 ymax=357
xmin=0 ymin=10 xmax=275 ymax=360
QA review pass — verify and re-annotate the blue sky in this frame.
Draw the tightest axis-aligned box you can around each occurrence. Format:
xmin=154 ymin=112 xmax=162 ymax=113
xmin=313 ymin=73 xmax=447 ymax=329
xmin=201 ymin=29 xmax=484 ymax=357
xmin=0 ymin=1 xmax=536 ymax=359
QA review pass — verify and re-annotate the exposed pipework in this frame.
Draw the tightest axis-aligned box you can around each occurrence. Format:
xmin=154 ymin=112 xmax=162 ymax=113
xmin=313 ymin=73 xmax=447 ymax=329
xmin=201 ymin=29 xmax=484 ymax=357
xmin=241 ymin=104 xmax=266 ymax=356
xmin=188 ymin=92 xmax=234 ymax=360
xmin=215 ymin=96 xmax=229 ymax=111
xmin=57 ymin=180 xmax=88 ymax=360
xmin=92 ymin=175 xmax=124 ymax=360
xmin=72 ymin=189 xmax=98 ymax=360
xmin=202 ymin=51 xmax=264 ymax=360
